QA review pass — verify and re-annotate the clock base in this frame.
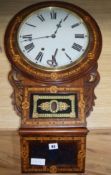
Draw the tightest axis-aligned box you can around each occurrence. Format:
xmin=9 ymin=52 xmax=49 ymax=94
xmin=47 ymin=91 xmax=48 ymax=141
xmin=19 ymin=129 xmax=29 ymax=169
xmin=19 ymin=128 xmax=88 ymax=173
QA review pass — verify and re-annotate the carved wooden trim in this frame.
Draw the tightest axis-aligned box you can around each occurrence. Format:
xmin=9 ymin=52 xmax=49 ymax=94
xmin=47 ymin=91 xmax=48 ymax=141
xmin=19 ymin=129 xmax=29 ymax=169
xmin=8 ymin=70 xmax=24 ymax=116
xmin=84 ymin=64 xmax=100 ymax=117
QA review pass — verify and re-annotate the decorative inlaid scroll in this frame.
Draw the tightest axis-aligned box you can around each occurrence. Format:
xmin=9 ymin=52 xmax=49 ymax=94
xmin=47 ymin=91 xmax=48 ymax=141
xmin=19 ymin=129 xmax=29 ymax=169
xmin=31 ymin=94 xmax=76 ymax=118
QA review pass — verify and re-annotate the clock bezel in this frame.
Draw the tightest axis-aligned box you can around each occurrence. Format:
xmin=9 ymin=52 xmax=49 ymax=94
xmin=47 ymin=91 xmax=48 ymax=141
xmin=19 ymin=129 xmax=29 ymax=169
xmin=4 ymin=1 xmax=102 ymax=82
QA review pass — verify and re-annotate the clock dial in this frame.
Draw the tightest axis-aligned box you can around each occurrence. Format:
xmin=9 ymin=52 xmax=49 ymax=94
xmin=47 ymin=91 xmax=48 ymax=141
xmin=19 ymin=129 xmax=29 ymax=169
xmin=17 ymin=7 xmax=89 ymax=70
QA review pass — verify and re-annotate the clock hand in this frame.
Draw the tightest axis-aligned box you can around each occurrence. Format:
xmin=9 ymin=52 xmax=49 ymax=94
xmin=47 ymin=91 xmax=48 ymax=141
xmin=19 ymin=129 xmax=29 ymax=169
xmin=53 ymin=19 xmax=63 ymax=35
xmin=47 ymin=49 xmax=58 ymax=67
xmin=52 ymin=16 xmax=68 ymax=36
xmin=53 ymin=48 xmax=58 ymax=58
xmin=21 ymin=35 xmax=52 ymax=42
xmin=52 ymin=48 xmax=58 ymax=66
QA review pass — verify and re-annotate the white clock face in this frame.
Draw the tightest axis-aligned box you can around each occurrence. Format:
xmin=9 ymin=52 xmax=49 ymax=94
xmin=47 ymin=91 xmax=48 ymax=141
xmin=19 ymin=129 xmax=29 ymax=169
xmin=17 ymin=7 xmax=89 ymax=70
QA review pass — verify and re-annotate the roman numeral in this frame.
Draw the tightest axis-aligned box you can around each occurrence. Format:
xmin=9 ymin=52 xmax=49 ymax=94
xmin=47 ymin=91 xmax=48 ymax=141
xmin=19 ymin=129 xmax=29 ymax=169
xmin=72 ymin=43 xmax=82 ymax=52
xmin=37 ymin=14 xmax=45 ymax=22
xmin=75 ymin=34 xmax=85 ymax=38
xmin=35 ymin=52 xmax=43 ymax=62
xmin=24 ymin=43 xmax=35 ymax=52
xmin=65 ymin=53 xmax=72 ymax=62
xmin=21 ymin=34 xmax=32 ymax=41
xmin=25 ymin=23 xmax=36 ymax=27
xmin=50 ymin=11 xmax=57 ymax=19
xmin=71 ymin=22 xmax=81 ymax=28
xmin=63 ymin=14 xmax=69 ymax=21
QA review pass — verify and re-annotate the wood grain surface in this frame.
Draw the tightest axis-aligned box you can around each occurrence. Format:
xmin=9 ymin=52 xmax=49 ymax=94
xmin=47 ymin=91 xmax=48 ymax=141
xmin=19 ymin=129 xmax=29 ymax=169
xmin=0 ymin=0 xmax=111 ymax=129
xmin=0 ymin=129 xmax=111 ymax=175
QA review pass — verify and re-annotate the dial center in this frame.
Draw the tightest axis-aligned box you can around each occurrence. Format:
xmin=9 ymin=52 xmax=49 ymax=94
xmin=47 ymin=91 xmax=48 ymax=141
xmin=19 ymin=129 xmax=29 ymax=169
xmin=51 ymin=34 xmax=56 ymax=38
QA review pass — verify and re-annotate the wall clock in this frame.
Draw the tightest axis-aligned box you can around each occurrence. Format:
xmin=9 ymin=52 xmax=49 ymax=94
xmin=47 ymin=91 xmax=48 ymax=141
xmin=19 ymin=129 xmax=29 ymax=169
xmin=4 ymin=1 xmax=102 ymax=173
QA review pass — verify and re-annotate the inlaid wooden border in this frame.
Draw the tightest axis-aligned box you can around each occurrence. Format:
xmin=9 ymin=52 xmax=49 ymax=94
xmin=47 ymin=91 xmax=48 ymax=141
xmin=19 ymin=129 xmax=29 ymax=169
xmin=21 ymin=135 xmax=86 ymax=173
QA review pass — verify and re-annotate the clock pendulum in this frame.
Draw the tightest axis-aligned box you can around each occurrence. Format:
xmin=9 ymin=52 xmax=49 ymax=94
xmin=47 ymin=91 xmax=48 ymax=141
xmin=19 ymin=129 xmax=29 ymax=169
xmin=4 ymin=1 xmax=102 ymax=173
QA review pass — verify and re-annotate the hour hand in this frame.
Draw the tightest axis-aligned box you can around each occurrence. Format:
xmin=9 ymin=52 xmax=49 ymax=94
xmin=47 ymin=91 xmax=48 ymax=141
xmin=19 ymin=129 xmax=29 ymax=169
xmin=53 ymin=19 xmax=63 ymax=35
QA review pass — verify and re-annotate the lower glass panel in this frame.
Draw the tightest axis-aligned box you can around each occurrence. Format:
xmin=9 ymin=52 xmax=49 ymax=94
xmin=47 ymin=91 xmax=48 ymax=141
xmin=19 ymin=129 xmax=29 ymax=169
xmin=20 ymin=135 xmax=86 ymax=173
xmin=29 ymin=141 xmax=77 ymax=166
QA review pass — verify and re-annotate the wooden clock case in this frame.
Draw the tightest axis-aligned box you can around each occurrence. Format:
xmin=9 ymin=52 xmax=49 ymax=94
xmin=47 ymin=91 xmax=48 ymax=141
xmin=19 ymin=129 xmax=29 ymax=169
xmin=4 ymin=1 xmax=102 ymax=173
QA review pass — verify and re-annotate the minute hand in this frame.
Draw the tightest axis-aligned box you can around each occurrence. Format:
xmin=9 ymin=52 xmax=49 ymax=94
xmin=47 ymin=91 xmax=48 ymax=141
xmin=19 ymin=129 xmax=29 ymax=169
xmin=22 ymin=35 xmax=51 ymax=42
